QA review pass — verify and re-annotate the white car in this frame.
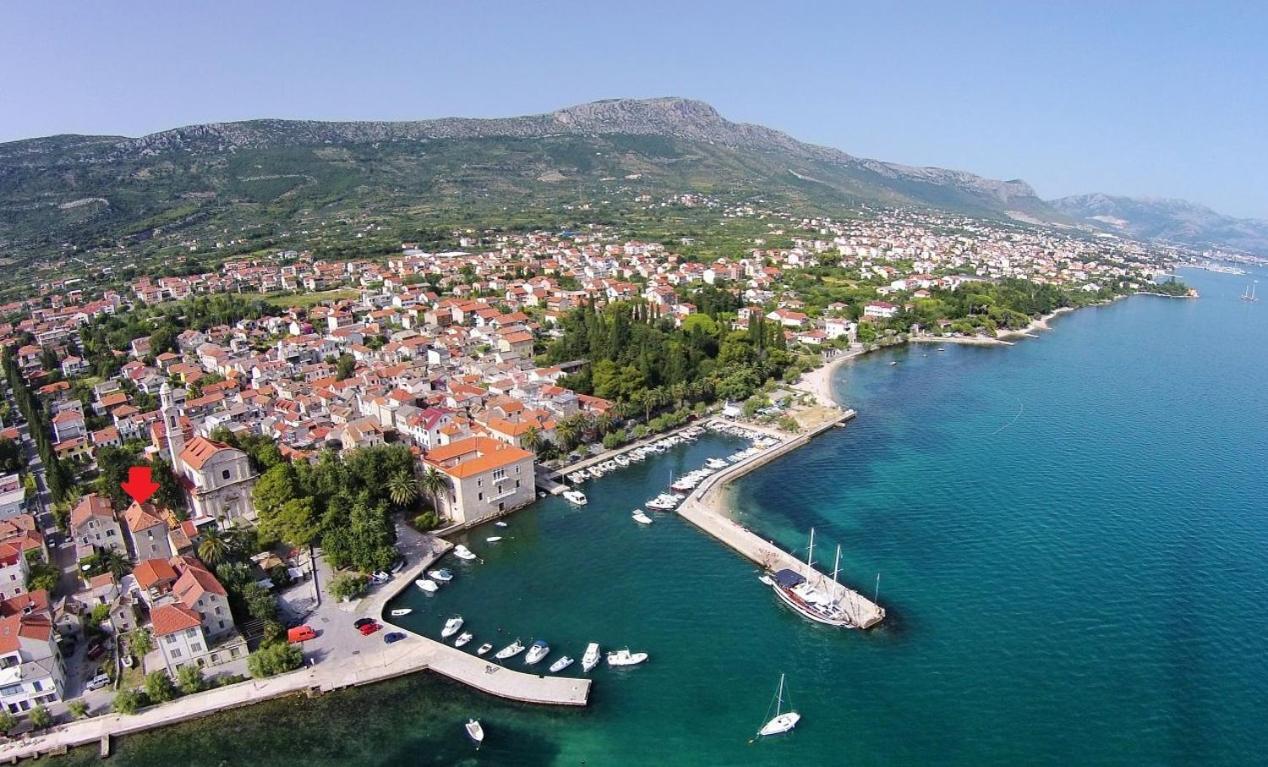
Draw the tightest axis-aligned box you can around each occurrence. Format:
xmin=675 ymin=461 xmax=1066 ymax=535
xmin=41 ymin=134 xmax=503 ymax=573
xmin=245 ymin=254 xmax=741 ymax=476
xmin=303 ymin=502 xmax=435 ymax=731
xmin=86 ymin=673 xmax=111 ymax=691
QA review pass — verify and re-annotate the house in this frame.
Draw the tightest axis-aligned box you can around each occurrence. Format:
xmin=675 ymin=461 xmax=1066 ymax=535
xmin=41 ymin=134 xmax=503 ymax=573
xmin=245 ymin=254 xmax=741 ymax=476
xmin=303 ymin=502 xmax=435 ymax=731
xmin=69 ymin=493 xmax=126 ymax=560
xmin=122 ymin=502 xmax=173 ymax=562
xmin=148 ymin=557 xmax=240 ymax=675
xmin=423 ymin=436 xmax=536 ymax=525
xmin=0 ymin=475 xmax=24 ymax=520
xmin=0 ymin=606 xmax=65 ymax=714
xmin=863 ymin=301 xmax=898 ymax=320
xmin=0 ymin=543 xmax=27 ymax=601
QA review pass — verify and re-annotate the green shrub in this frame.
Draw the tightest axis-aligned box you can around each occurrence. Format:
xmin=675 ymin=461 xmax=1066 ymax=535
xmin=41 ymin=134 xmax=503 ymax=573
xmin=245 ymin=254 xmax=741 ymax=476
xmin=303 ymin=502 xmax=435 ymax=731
xmin=248 ymin=642 xmax=304 ymax=678
xmin=329 ymin=573 xmax=369 ymax=602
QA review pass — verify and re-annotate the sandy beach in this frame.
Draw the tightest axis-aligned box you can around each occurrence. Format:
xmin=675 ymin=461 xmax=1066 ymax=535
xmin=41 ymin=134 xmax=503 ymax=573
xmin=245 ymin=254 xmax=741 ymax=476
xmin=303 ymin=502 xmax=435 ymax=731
xmin=794 ymin=347 xmax=866 ymax=407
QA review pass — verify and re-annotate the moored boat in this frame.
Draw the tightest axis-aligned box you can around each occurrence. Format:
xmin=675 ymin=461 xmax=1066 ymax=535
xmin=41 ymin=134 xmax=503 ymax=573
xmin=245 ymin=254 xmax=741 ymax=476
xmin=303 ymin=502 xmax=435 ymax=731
xmin=476 ymin=642 xmax=493 ymax=656
xmin=486 ymin=536 xmax=502 ymax=542
xmin=389 ymin=608 xmax=413 ymax=617
xmin=563 ymin=489 xmax=588 ymax=505
xmin=606 ymin=648 xmax=648 ymax=667
xmin=453 ymin=545 xmax=477 ymax=561
xmin=581 ymin=643 xmax=601 ymax=672
xmin=465 ymin=719 xmax=484 ymax=745
xmin=415 ymin=578 xmax=438 ymax=593
xmin=494 ymin=639 xmax=525 ymax=660
xmin=428 ymin=568 xmax=454 ymax=582
xmin=441 ymin=616 xmax=464 ymax=638
xmin=548 ymin=656 xmax=574 ymax=673
xmin=524 ymin=639 xmax=551 ymax=665
xmin=632 ymin=510 xmax=653 ymax=525
xmin=454 ymin=631 xmax=473 ymax=647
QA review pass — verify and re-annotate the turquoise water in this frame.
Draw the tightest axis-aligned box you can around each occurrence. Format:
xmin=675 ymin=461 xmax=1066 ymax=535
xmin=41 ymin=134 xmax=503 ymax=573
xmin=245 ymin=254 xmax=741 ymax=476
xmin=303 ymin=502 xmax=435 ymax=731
xmin=49 ymin=266 xmax=1268 ymax=765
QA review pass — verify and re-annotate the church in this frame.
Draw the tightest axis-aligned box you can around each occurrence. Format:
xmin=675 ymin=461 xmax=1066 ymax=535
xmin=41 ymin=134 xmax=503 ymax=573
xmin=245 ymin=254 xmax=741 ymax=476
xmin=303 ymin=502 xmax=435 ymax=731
xmin=159 ymin=384 xmax=258 ymax=527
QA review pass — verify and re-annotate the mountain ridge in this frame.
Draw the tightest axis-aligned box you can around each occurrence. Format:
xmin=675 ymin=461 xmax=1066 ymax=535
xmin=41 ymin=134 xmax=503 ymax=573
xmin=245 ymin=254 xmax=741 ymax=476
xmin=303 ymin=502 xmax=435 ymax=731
xmin=1050 ymin=193 xmax=1268 ymax=255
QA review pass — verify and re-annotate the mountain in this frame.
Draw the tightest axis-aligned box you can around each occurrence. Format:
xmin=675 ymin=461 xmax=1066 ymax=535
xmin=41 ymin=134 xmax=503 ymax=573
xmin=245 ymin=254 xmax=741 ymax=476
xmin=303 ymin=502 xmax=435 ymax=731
xmin=1049 ymin=193 xmax=1268 ymax=256
xmin=0 ymin=97 xmax=1060 ymax=264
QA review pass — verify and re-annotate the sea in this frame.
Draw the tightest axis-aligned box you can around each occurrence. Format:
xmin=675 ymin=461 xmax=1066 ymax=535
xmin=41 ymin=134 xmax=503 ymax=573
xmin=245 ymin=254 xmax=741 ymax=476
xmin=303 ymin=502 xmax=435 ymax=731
xmin=45 ymin=265 xmax=1268 ymax=766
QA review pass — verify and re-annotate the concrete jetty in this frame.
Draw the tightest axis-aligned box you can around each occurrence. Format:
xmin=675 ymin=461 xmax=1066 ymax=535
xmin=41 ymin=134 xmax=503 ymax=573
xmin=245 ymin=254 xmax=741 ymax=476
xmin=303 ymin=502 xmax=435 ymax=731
xmin=678 ymin=412 xmax=886 ymax=630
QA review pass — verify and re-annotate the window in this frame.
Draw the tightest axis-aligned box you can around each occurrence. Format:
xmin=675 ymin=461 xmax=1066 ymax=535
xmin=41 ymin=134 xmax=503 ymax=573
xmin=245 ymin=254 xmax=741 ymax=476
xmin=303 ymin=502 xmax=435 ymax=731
xmin=222 ymin=469 xmax=231 ymax=480
xmin=166 ymin=635 xmax=176 ymax=644
xmin=477 ymin=493 xmax=483 ymax=501
xmin=191 ymin=643 xmax=202 ymax=653
xmin=185 ymin=628 xmax=197 ymax=638
xmin=171 ymin=648 xmax=182 ymax=658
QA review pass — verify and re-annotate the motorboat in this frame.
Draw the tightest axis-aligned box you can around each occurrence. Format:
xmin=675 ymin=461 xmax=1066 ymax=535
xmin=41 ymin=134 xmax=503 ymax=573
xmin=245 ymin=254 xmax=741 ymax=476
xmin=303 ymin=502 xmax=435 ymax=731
xmin=706 ymin=458 xmax=729 ymax=470
xmin=606 ymin=648 xmax=648 ymax=667
xmin=549 ymin=656 xmax=574 ymax=673
xmin=441 ymin=616 xmax=464 ymax=638
xmin=581 ymin=643 xmax=601 ymax=672
xmin=390 ymin=608 xmax=413 ymax=617
xmin=524 ymin=639 xmax=550 ymax=665
xmin=632 ymin=510 xmax=653 ymax=525
xmin=758 ymin=573 xmax=775 ymax=587
xmin=476 ymin=642 xmax=493 ymax=656
xmin=614 ymin=455 xmax=630 ymax=467
xmin=486 ymin=536 xmax=503 ymax=543
xmin=563 ymin=490 xmax=588 ymax=506
xmin=495 ymin=639 xmax=525 ymax=660
xmin=495 ymin=521 xmax=508 ymax=528
xmin=756 ymin=674 xmax=800 ymax=737
xmin=415 ymin=578 xmax=438 ymax=593
xmin=453 ymin=545 xmax=477 ymax=561
xmin=465 ymin=719 xmax=484 ymax=745
xmin=454 ymin=632 xmax=473 ymax=648
xmin=427 ymin=568 xmax=454 ymax=582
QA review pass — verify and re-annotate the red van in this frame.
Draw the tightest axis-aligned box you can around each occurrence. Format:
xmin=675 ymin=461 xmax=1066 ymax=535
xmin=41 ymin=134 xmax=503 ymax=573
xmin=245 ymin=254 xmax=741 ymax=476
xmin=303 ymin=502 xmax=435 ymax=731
xmin=287 ymin=625 xmax=317 ymax=643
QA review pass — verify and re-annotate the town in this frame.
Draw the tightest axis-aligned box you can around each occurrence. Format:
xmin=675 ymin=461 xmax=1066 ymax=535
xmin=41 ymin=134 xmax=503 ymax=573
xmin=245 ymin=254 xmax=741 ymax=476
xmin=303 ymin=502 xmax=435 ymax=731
xmin=0 ymin=200 xmax=1182 ymax=752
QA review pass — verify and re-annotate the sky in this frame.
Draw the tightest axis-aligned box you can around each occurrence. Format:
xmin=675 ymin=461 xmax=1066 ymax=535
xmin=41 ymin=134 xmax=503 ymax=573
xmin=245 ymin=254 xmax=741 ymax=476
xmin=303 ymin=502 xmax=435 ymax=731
xmin=2 ymin=1 xmax=1266 ymax=219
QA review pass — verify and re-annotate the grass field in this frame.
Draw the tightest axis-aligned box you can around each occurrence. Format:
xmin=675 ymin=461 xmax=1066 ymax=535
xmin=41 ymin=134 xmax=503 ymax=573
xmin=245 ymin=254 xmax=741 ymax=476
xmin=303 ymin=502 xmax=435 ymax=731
xmin=239 ymin=288 xmax=361 ymax=309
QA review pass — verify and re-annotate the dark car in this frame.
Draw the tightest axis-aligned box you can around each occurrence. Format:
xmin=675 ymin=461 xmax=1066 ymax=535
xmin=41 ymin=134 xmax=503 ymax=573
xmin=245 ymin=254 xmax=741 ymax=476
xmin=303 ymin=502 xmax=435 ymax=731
xmin=353 ymin=617 xmax=376 ymax=629
xmin=358 ymin=622 xmax=382 ymax=636
xmin=383 ymin=632 xmax=407 ymax=645
xmin=86 ymin=643 xmax=106 ymax=660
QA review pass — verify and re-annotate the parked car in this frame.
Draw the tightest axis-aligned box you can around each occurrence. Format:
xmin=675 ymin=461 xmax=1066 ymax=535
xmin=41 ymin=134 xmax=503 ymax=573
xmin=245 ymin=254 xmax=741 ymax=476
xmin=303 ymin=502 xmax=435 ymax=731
xmin=353 ymin=617 xmax=376 ymax=629
xmin=287 ymin=625 xmax=318 ymax=643
xmin=370 ymin=570 xmax=390 ymax=584
xmin=86 ymin=673 xmax=111 ymax=691
xmin=383 ymin=632 xmax=406 ymax=645
xmin=358 ymin=622 xmax=382 ymax=636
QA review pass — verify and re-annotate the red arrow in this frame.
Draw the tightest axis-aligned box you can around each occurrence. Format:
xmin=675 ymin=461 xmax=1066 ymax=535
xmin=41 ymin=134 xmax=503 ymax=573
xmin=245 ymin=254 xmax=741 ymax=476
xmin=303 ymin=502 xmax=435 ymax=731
xmin=121 ymin=466 xmax=160 ymax=505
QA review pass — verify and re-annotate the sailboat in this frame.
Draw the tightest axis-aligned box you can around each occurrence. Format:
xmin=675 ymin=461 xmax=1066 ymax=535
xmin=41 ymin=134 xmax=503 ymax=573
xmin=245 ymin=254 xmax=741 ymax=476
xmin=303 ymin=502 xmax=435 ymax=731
xmin=768 ymin=531 xmax=854 ymax=628
xmin=1242 ymin=281 xmax=1259 ymax=303
xmin=755 ymin=674 xmax=801 ymax=738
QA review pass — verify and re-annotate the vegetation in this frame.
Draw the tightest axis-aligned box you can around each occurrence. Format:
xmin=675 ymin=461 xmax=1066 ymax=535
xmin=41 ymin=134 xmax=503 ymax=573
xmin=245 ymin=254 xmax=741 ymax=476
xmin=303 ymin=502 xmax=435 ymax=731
xmin=2 ymin=350 xmax=74 ymax=502
xmin=28 ymin=705 xmax=51 ymax=729
xmin=248 ymin=642 xmax=304 ymax=678
xmin=329 ymin=573 xmax=369 ymax=602
xmin=176 ymin=665 xmax=205 ymax=695
xmin=144 ymin=670 xmax=178 ymax=703
xmin=112 ymin=688 xmax=144 ymax=715
xmin=67 ymin=699 xmax=89 ymax=719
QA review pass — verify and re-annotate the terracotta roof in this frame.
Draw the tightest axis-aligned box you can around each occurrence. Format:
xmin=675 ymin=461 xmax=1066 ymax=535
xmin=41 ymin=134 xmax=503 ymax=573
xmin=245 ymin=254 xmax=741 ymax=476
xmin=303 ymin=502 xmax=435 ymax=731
xmin=132 ymin=558 xmax=178 ymax=591
xmin=172 ymin=560 xmax=227 ymax=601
xmin=179 ymin=435 xmax=237 ymax=471
xmin=70 ymin=493 xmax=115 ymax=529
xmin=122 ymin=501 xmax=166 ymax=533
xmin=0 ymin=613 xmax=52 ymax=654
xmin=150 ymin=603 xmax=202 ymax=636
xmin=425 ymin=436 xmax=533 ymax=479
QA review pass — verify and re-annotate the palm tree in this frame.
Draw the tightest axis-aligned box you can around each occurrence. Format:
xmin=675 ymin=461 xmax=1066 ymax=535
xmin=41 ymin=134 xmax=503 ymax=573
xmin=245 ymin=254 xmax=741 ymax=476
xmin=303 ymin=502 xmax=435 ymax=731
xmin=418 ymin=467 xmax=449 ymax=517
xmin=555 ymin=420 xmax=578 ymax=452
xmin=198 ymin=528 xmax=229 ymax=567
xmin=103 ymin=550 xmax=131 ymax=579
xmin=387 ymin=471 xmax=420 ymax=509
xmin=521 ymin=426 xmax=543 ymax=455
xmin=594 ymin=412 xmax=614 ymax=436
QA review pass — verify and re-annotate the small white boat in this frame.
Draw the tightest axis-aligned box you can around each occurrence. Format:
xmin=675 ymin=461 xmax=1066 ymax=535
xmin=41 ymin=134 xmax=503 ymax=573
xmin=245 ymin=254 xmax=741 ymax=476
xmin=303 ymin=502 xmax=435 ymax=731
xmin=495 ymin=639 xmax=525 ymax=660
xmin=606 ymin=648 xmax=648 ymax=667
xmin=442 ymin=616 xmax=464 ymax=638
xmin=428 ymin=568 xmax=454 ymax=582
xmin=524 ymin=640 xmax=550 ymax=665
xmin=454 ymin=632 xmax=473 ymax=647
xmin=486 ymin=536 xmax=503 ymax=543
xmin=465 ymin=719 xmax=484 ymax=745
xmin=549 ymin=656 xmax=574 ymax=673
xmin=415 ymin=578 xmax=438 ymax=593
xmin=614 ymin=455 xmax=630 ymax=467
xmin=758 ymin=573 xmax=775 ymax=587
xmin=632 ymin=510 xmax=653 ymax=525
xmin=495 ymin=521 xmax=508 ymax=528
xmin=563 ymin=490 xmax=588 ymax=506
xmin=581 ymin=643 xmax=601 ymax=672
xmin=756 ymin=674 xmax=800 ymax=737
xmin=476 ymin=642 xmax=493 ymax=656
xmin=390 ymin=608 xmax=413 ymax=617
xmin=453 ymin=545 xmax=477 ymax=561
xmin=706 ymin=458 xmax=729 ymax=470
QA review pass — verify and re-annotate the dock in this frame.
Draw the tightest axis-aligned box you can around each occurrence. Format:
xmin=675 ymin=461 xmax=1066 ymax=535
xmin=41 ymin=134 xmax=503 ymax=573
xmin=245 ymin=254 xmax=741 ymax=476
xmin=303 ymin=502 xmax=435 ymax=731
xmin=678 ymin=411 xmax=886 ymax=629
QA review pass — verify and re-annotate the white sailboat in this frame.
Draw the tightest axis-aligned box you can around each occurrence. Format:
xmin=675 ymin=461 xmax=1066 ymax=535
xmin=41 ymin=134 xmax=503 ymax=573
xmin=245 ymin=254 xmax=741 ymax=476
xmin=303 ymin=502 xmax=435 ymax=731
xmin=1242 ymin=281 xmax=1259 ymax=303
xmin=755 ymin=673 xmax=801 ymax=738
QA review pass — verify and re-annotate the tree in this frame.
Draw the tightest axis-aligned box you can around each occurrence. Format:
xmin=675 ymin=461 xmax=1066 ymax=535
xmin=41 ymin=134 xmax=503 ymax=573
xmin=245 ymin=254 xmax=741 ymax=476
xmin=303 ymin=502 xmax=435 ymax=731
xmin=197 ymin=527 xmax=230 ymax=567
xmin=242 ymin=583 xmax=277 ymax=622
xmin=0 ymin=710 xmax=14 ymax=733
xmin=261 ymin=497 xmax=319 ymax=548
xmin=28 ymin=705 xmax=52 ymax=729
xmin=113 ymin=688 xmax=143 ymax=714
xmin=248 ymin=642 xmax=303 ymax=678
xmin=145 ymin=670 xmax=177 ymax=703
xmin=329 ymin=573 xmax=368 ymax=602
xmin=335 ymin=354 xmax=356 ymax=381
xmin=521 ymin=426 xmax=543 ymax=455
xmin=386 ymin=471 xmax=419 ymax=510
xmin=418 ymin=467 xmax=448 ymax=516
xmin=128 ymin=628 xmax=154 ymax=659
xmin=176 ymin=665 xmax=204 ymax=695
xmin=253 ymin=463 xmax=298 ymax=518
xmin=67 ymin=699 xmax=89 ymax=719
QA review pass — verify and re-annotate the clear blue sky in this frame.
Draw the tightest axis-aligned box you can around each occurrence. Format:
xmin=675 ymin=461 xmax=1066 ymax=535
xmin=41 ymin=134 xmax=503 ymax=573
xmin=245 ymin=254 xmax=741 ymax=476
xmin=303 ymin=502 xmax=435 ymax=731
xmin=3 ymin=1 xmax=1265 ymax=218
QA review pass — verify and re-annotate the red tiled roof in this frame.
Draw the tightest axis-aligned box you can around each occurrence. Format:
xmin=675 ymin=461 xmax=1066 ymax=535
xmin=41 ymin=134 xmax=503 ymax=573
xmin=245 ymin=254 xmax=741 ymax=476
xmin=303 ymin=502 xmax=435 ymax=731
xmin=150 ymin=603 xmax=202 ymax=636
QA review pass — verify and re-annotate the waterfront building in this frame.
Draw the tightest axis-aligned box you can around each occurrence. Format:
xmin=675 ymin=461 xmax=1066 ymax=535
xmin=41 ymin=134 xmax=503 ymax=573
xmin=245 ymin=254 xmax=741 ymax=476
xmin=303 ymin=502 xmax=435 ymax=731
xmin=424 ymin=436 xmax=536 ymax=524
